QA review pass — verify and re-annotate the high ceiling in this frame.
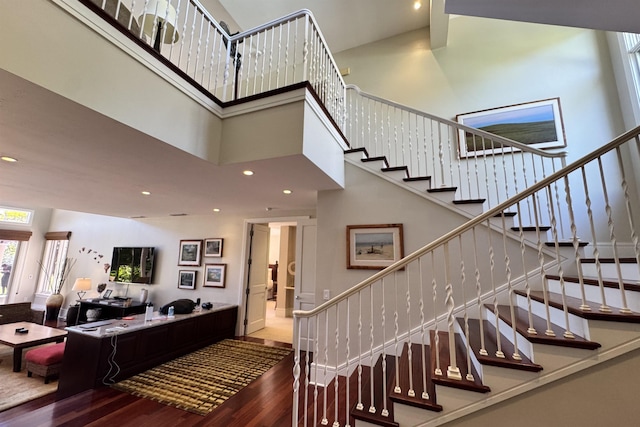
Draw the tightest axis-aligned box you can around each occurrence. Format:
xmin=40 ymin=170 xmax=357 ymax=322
xmin=217 ymin=0 xmax=431 ymax=54
xmin=0 ymin=1 xmax=431 ymax=220
xmin=2 ymin=0 xmax=636 ymax=220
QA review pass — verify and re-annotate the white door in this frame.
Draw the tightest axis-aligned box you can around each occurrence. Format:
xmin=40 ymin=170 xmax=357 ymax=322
xmin=245 ymin=223 xmax=270 ymax=335
xmin=293 ymin=219 xmax=317 ymax=350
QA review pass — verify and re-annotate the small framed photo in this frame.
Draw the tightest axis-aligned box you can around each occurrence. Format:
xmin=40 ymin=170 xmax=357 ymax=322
xmin=456 ymin=97 xmax=566 ymax=158
xmin=178 ymin=240 xmax=202 ymax=266
xmin=204 ymin=238 xmax=223 ymax=257
xmin=178 ymin=270 xmax=197 ymax=290
xmin=203 ymin=263 xmax=226 ymax=288
xmin=347 ymin=224 xmax=404 ymax=270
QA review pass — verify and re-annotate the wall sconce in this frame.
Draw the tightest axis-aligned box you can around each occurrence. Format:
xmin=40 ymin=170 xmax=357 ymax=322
xmin=138 ymin=0 xmax=180 ymax=52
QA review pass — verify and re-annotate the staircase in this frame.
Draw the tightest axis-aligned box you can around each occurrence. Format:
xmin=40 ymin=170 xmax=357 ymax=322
xmin=49 ymin=3 xmax=640 ymax=425
xmin=293 ymin=126 xmax=640 ymax=426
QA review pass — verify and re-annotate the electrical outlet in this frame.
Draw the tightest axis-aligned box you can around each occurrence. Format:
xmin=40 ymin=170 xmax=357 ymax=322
xmin=323 ymin=289 xmax=331 ymax=300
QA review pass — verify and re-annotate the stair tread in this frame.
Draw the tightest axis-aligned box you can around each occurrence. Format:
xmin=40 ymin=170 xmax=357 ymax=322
xmin=544 ymin=241 xmax=589 ymax=247
xmin=390 ymin=343 xmax=442 ymax=412
xmin=381 ymin=166 xmax=408 ymax=173
xmin=453 ymin=198 xmax=486 ymax=205
xmin=427 ymin=186 xmax=457 ymax=193
xmin=520 ymin=289 xmax=640 ymax=322
xmin=403 ymin=176 xmax=431 ymax=182
xmin=493 ymin=211 xmax=517 ymax=217
xmin=460 ymin=318 xmax=543 ymax=372
xmin=362 ymin=156 xmax=389 ymax=167
xmin=581 ymin=257 xmax=638 ymax=264
xmin=429 ymin=330 xmax=490 ymax=393
xmin=345 ymin=147 xmax=368 ymax=156
xmin=511 ymin=225 xmax=551 ymax=231
xmin=351 ymin=355 xmax=399 ymax=427
xmin=490 ymin=304 xmax=601 ymax=349
xmin=546 ymin=274 xmax=640 ymax=293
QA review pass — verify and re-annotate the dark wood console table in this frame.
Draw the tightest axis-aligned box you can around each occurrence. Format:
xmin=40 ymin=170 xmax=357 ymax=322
xmin=57 ymin=304 xmax=237 ymax=400
xmin=76 ymin=299 xmax=147 ymax=323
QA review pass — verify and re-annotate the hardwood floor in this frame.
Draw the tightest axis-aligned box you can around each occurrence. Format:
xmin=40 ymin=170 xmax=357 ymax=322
xmin=0 ymin=337 xmax=296 ymax=427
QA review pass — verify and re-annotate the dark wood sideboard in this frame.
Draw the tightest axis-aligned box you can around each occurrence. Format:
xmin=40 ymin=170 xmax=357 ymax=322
xmin=57 ymin=304 xmax=238 ymax=400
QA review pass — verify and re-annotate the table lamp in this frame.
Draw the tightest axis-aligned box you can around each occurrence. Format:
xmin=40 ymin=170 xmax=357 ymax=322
xmin=138 ymin=0 xmax=180 ymax=52
xmin=72 ymin=278 xmax=92 ymax=301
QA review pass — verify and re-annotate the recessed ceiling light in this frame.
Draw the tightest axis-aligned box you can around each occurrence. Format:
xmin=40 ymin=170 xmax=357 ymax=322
xmin=413 ymin=1 xmax=422 ymax=10
xmin=141 ymin=191 xmax=151 ymax=196
xmin=243 ymin=170 xmax=254 ymax=176
xmin=213 ymin=208 xmax=221 ymax=212
xmin=1 ymin=156 xmax=17 ymax=163
xmin=283 ymin=189 xmax=292 ymax=195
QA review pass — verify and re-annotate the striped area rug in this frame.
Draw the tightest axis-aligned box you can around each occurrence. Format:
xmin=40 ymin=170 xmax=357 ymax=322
xmin=112 ymin=339 xmax=292 ymax=415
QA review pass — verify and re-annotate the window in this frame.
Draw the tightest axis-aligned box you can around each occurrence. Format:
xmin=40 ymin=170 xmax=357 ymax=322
xmin=37 ymin=232 xmax=72 ymax=295
xmin=0 ymin=206 xmax=33 ymax=225
xmin=623 ymin=33 xmax=640 ymax=114
xmin=0 ymin=229 xmax=32 ymax=302
xmin=1 ymin=241 xmax=18 ymax=299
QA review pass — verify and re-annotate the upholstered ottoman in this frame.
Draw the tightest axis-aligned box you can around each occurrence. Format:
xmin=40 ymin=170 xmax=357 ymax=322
xmin=25 ymin=342 xmax=66 ymax=384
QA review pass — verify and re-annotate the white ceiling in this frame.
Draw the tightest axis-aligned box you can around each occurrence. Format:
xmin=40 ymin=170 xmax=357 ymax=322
xmin=218 ymin=0 xmax=431 ymax=54
xmin=446 ymin=0 xmax=640 ymax=34
xmin=0 ymin=69 xmax=340 ymax=219
xmin=0 ymin=1 xmax=430 ymax=220
xmin=2 ymin=0 xmax=635 ymax=220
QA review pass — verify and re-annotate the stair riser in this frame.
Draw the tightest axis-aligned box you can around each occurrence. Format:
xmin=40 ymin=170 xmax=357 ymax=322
xmin=381 ymin=170 xmax=409 ymax=181
xmin=580 ymin=262 xmax=639 ymax=284
xmin=345 ymin=150 xmax=368 ymax=162
xmin=403 ymin=180 xmax=432 ymax=192
xmin=360 ymin=159 xmax=388 ymax=172
xmin=488 ymin=215 xmax=515 ymax=229
xmin=453 ymin=320 xmax=484 ymax=379
xmin=453 ymin=202 xmax=485 ymax=216
xmin=547 ymin=279 xmax=640 ymax=313
xmin=426 ymin=189 xmax=457 ymax=204
xmin=517 ymin=293 xmax=591 ymax=340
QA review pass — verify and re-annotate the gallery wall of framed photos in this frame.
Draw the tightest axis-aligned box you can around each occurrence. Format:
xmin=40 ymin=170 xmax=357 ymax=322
xmin=176 ymin=238 xmax=226 ymax=290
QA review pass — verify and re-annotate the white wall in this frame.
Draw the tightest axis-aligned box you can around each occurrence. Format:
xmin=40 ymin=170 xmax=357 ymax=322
xmin=335 ymin=17 xmax=625 ymax=163
xmin=443 ymin=348 xmax=640 ymax=427
xmin=46 ymin=209 xmax=247 ymax=331
xmin=0 ymin=0 xmax=223 ymax=163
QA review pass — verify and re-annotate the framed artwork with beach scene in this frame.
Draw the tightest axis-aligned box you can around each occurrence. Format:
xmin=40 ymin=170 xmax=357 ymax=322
xmin=456 ymin=98 xmax=566 ymax=158
xmin=347 ymin=224 xmax=404 ymax=270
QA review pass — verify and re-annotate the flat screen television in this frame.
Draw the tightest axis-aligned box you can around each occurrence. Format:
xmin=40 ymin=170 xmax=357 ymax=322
xmin=109 ymin=247 xmax=155 ymax=285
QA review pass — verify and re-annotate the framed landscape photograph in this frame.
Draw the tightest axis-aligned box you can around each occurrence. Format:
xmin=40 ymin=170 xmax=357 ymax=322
xmin=178 ymin=270 xmax=197 ymax=290
xmin=456 ymin=98 xmax=566 ymax=158
xmin=203 ymin=263 xmax=226 ymax=288
xmin=347 ymin=224 xmax=404 ymax=270
xmin=178 ymin=239 xmax=202 ymax=266
xmin=204 ymin=238 xmax=223 ymax=257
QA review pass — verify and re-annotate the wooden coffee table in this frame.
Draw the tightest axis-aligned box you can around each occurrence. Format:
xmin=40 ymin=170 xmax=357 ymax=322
xmin=0 ymin=321 xmax=67 ymax=372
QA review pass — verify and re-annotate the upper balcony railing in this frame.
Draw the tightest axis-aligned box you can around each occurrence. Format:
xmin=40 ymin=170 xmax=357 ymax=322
xmin=83 ymin=0 xmax=346 ymax=125
xmin=83 ymin=0 xmax=568 ymax=232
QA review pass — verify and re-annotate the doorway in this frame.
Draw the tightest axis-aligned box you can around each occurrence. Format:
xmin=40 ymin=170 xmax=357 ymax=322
xmin=241 ymin=217 xmax=317 ymax=346
xmin=245 ymin=222 xmax=295 ymax=343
